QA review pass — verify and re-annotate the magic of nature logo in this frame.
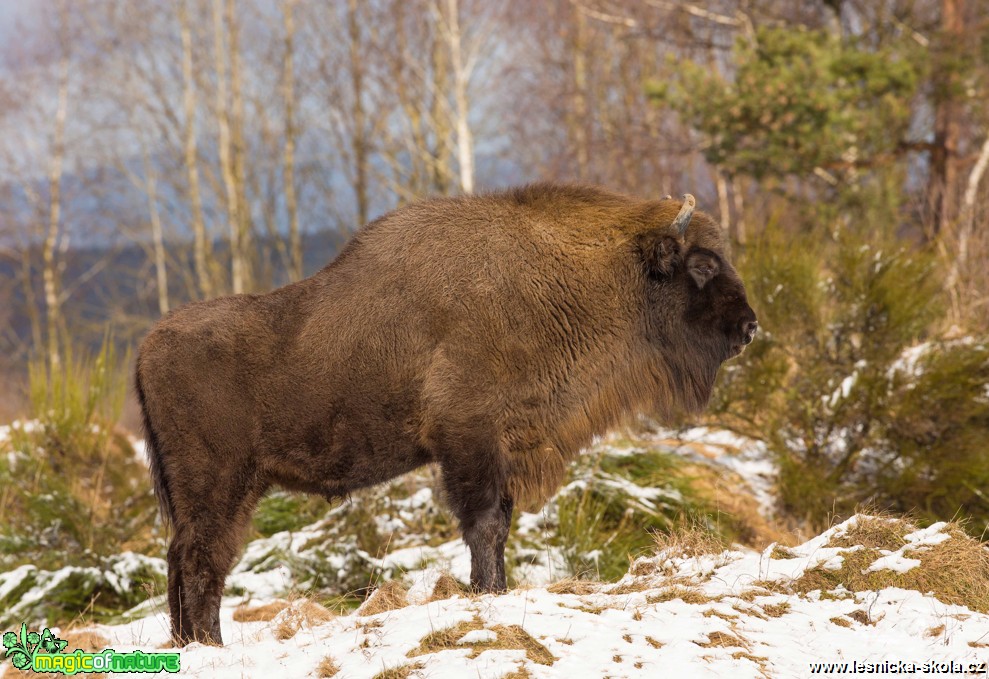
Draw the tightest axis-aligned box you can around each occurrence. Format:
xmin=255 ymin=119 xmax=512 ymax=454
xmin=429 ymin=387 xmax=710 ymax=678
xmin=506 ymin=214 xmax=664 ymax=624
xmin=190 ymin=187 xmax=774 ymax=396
xmin=3 ymin=623 xmax=180 ymax=674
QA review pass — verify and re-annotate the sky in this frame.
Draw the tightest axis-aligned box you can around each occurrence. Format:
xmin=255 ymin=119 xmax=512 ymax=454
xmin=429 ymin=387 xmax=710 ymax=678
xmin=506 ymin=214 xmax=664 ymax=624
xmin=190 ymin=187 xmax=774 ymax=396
xmin=0 ymin=3 xmax=28 ymax=41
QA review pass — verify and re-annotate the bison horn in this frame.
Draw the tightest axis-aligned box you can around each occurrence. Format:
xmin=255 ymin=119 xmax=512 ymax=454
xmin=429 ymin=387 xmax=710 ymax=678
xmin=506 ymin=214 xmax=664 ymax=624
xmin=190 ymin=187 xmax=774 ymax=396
xmin=671 ymin=194 xmax=695 ymax=236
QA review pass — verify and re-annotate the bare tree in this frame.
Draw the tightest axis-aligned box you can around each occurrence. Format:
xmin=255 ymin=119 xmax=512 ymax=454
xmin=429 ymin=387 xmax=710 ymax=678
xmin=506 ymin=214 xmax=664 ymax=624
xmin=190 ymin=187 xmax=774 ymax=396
xmin=435 ymin=0 xmax=475 ymax=193
xmin=42 ymin=17 xmax=71 ymax=370
xmin=282 ymin=0 xmax=302 ymax=280
xmin=179 ymin=0 xmax=215 ymax=299
xmin=213 ymin=0 xmax=247 ymax=294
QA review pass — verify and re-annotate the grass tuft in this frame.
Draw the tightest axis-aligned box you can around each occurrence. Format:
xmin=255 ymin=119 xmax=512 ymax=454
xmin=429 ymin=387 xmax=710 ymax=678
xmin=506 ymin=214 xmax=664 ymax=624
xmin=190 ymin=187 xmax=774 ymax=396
xmin=272 ymin=599 xmax=335 ymax=640
xmin=546 ymin=577 xmax=601 ymax=595
xmin=427 ymin=573 xmax=465 ymax=601
xmin=233 ymin=600 xmax=290 ymax=622
xmin=359 ymin=580 xmax=410 ymax=616
xmin=316 ymin=655 xmax=341 ymax=678
xmin=407 ymin=617 xmax=556 ymax=666
xmin=791 ymin=518 xmax=989 ymax=613
xmin=370 ymin=662 xmax=425 ymax=679
xmin=646 ymin=586 xmax=716 ymax=605
xmin=696 ymin=630 xmax=749 ymax=649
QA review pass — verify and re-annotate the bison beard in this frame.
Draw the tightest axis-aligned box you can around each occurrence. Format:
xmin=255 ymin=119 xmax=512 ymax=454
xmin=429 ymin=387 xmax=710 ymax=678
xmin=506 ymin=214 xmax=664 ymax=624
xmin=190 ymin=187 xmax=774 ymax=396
xmin=135 ymin=183 xmax=757 ymax=646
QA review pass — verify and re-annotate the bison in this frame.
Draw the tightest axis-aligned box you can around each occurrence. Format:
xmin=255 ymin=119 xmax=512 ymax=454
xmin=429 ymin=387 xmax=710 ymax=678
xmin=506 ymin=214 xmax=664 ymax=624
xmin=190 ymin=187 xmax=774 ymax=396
xmin=135 ymin=183 xmax=757 ymax=645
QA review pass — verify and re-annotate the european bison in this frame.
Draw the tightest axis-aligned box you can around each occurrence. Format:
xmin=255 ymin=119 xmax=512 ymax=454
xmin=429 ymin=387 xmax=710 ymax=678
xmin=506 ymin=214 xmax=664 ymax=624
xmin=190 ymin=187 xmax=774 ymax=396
xmin=135 ymin=183 xmax=757 ymax=645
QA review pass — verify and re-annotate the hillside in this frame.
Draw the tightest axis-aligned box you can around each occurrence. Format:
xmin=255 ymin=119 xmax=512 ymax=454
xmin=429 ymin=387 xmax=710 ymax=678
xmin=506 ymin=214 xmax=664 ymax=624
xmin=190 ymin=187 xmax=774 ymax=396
xmin=3 ymin=426 xmax=989 ymax=677
xmin=4 ymin=514 xmax=989 ymax=678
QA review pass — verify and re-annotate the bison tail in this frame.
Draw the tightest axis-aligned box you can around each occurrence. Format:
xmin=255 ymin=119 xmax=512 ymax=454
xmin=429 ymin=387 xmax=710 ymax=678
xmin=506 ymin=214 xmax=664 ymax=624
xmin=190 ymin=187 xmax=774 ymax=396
xmin=135 ymin=363 xmax=175 ymax=531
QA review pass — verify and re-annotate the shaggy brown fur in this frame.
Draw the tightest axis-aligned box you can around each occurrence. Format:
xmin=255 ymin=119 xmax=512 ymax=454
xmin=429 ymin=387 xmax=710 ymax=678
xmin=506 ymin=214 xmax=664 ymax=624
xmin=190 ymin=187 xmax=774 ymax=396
xmin=135 ymin=183 xmax=756 ymax=645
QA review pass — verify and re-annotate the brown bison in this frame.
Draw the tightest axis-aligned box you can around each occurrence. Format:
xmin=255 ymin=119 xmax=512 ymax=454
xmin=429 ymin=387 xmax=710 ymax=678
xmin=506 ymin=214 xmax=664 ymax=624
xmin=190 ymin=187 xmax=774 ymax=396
xmin=135 ymin=183 xmax=757 ymax=645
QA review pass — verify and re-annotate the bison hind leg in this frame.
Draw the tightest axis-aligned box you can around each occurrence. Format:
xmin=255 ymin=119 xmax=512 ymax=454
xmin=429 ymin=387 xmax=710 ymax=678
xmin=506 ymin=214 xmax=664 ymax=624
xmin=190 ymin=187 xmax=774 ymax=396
xmin=164 ymin=455 xmax=267 ymax=646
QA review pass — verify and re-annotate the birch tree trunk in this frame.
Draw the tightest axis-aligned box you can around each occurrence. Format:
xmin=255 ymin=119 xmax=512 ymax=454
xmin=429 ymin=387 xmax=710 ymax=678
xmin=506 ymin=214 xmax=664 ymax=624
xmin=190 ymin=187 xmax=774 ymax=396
xmin=347 ymin=0 xmax=369 ymax=226
xmin=143 ymin=148 xmax=169 ymax=316
xmin=43 ymin=54 xmax=70 ymax=370
xmin=946 ymin=130 xmax=989 ymax=320
xmin=212 ymin=0 xmax=243 ymax=293
xmin=445 ymin=0 xmax=474 ymax=194
xmin=227 ymin=0 xmax=252 ymax=290
xmin=571 ymin=7 xmax=590 ymax=181
xmin=282 ymin=0 xmax=302 ymax=281
xmin=179 ymin=0 xmax=214 ymax=299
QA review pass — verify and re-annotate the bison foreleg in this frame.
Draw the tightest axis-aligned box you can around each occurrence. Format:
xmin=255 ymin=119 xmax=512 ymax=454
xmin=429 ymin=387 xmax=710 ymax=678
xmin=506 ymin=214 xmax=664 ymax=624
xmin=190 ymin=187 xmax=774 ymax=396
xmin=441 ymin=468 xmax=513 ymax=591
xmin=460 ymin=496 xmax=513 ymax=592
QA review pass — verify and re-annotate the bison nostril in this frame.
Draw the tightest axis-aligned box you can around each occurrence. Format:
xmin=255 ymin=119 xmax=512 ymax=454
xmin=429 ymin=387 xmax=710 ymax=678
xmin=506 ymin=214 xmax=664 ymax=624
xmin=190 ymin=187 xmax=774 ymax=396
xmin=744 ymin=320 xmax=758 ymax=339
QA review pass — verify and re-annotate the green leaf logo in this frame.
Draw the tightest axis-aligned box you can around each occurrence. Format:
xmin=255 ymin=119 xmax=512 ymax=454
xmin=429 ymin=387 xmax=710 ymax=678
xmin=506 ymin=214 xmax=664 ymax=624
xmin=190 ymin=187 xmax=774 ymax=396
xmin=2 ymin=623 xmax=69 ymax=670
xmin=1 ymin=631 xmax=18 ymax=650
xmin=9 ymin=650 xmax=30 ymax=670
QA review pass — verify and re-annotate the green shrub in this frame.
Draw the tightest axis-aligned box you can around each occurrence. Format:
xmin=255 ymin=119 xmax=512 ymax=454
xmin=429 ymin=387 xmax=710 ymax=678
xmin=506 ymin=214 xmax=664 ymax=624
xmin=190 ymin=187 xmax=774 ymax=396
xmin=712 ymin=218 xmax=989 ymax=532
xmin=547 ymin=446 xmax=746 ymax=582
xmin=253 ymin=491 xmax=330 ymax=537
xmin=0 ymin=340 xmax=159 ymax=572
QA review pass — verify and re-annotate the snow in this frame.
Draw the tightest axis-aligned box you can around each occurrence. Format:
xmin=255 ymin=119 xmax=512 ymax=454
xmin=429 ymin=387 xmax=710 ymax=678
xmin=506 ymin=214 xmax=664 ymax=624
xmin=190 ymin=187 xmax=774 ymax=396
xmin=651 ymin=426 xmax=778 ymax=516
xmin=0 ymin=419 xmax=41 ymax=444
xmin=457 ymin=629 xmax=498 ymax=644
xmin=5 ymin=516 xmax=986 ymax=678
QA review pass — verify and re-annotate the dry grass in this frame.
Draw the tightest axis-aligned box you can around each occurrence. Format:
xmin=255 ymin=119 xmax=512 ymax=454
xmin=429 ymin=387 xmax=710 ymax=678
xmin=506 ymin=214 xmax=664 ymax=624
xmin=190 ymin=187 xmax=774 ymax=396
xmin=703 ymin=608 xmax=739 ymax=622
xmin=645 ymin=636 xmax=664 ymax=649
xmin=629 ymin=559 xmax=657 ymax=577
xmin=847 ymin=609 xmax=883 ymax=626
xmin=828 ymin=515 xmax=912 ymax=549
xmin=770 ymin=545 xmax=798 ymax=560
xmin=646 ymin=586 xmax=716 ymax=605
xmin=273 ymin=599 xmax=335 ymax=640
xmin=925 ymin=624 xmax=946 ymax=638
xmin=407 ymin=618 xmax=556 ymax=666
xmin=233 ymin=600 xmax=290 ymax=622
xmin=736 ymin=587 xmax=774 ymax=602
xmin=370 ymin=662 xmax=425 ymax=679
xmin=733 ymin=651 xmax=770 ymax=663
xmin=547 ymin=577 xmax=602 ymax=595
xmin=818 ymin=589 xmax=855 ymax=601
xmin=731 ymin=604 xmax=767 ymax=620
xmin=62 ymin=629 xmax=111 ymax=652
xmin=830 ymin=616 xmax=853 ymax=628
xmin=359 ymin=580 xmax=410 ymax=616
xmin=674 ymin=459 xmax=795 ymax=549
xmin=696 ymin=630 xmax=749 ymax=649
xmin=428 ymin=573 xmax=465 ymax=601
xmin=792 ymin=519 xmax=989 ymax=613
xmin=762 ymin=602 xmax=791 ymax=618
xmin=316 ymin=655 xmax=341 ymax=678
xmin=652 ymin=521 xmax=728 ymax=561
xmin=558 ymin=602 xmax=607 ymax=615
xmin=502 ymin=667 xmax=533 ymax=679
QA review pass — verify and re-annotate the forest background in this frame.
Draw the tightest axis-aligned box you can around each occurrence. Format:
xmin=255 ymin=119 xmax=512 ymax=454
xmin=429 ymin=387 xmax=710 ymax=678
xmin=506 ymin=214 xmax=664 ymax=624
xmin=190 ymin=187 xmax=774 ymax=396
xmin=1 ymin=0 xmax=989 ymax=601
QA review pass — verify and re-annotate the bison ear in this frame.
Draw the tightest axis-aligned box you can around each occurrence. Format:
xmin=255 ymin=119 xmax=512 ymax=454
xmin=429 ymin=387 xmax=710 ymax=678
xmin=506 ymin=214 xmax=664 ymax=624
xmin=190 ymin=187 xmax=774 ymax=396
xmin=686 ymin=250 xmax=720 ymax=289
xmin=641 ymin=235 xmax=682 ymax=279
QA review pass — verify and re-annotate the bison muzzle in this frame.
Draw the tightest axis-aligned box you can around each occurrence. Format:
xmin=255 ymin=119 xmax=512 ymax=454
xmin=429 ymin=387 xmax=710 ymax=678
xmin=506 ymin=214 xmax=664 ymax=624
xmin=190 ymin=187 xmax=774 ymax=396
xmin=135 ymin=183 xmax=757 ymax=645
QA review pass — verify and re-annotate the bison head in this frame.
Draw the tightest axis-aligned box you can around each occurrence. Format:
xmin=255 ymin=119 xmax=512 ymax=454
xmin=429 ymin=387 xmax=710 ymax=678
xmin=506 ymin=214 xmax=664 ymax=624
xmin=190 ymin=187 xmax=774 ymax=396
xmin=640 ymin=194 xmax=758 ymax=364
